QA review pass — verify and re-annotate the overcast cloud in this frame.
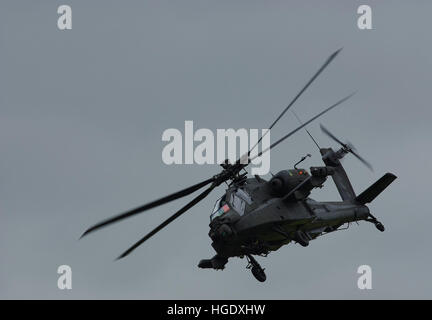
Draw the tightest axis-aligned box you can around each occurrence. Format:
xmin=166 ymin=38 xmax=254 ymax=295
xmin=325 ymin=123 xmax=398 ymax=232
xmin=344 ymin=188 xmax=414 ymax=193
xmin=1 ymin=1 xmax=431 ymax=299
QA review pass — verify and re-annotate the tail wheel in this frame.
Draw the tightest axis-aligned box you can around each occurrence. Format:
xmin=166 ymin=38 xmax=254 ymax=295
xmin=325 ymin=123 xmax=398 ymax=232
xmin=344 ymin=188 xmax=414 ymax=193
xmin=375 ymin=222 xmax=385 ymax=232
xmin=367 ymin=214 xmax=385 ymax=232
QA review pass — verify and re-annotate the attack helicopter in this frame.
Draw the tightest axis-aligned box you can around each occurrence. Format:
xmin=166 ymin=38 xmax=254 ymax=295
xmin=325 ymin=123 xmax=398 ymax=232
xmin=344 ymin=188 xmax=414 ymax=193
xmin=81 ymin=48 xmax=397 ymax=282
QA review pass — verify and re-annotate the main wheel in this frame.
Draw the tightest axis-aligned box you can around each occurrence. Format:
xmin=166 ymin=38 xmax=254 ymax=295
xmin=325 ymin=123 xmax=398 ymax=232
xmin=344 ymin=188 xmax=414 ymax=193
xmin=251 ymin=266 xmax=266 ymax=282
xmin=294 ymin=230 xmax=309 ymax=247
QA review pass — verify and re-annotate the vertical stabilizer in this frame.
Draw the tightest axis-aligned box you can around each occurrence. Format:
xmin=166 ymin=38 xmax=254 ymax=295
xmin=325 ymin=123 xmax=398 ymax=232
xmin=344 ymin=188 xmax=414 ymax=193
xmin=320 ymin=148 xmax=356 ymax=201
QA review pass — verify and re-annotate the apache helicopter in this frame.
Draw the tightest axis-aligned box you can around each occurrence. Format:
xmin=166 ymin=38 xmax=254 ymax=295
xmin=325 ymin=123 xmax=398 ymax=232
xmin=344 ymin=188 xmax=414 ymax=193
xmin=81 ymin=48 xmax=397 ymax=282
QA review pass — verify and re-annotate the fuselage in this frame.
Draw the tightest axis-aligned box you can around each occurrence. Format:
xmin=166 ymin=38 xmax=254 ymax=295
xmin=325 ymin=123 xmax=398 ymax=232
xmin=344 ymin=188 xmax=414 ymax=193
xmin=208 ymin=175 xmax=370 ymax=258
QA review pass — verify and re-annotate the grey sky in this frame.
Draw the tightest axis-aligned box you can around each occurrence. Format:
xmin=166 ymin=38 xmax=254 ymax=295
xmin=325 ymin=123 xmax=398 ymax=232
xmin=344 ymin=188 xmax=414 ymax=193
xmin=1 ymin=1 xmax=431 ymax=299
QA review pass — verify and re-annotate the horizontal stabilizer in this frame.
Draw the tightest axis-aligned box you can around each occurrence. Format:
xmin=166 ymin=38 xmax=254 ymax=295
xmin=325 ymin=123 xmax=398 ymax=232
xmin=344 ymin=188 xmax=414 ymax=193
xmin=355 ymin=173 xmax=397 ymax=204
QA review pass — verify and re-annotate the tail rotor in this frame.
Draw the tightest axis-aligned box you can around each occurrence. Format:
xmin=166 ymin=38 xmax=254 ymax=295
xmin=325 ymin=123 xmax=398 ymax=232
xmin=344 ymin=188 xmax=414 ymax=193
xmin=320 ymin=124 xmax=373 ymax=171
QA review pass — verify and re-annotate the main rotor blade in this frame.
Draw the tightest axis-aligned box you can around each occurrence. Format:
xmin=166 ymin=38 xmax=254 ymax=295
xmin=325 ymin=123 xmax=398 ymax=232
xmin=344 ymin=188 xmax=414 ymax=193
xmin=116 ymin=184 xmax=215 ymax=260
xmin=248 ymin=48 xmax=343 ymax=156
xmin=249 ymin=92 xmax=355 ymax=162
xmin=320 ymin=124 xmax=345 ymax=146
xmin=81 ymin=177 xmax=214 ymax=238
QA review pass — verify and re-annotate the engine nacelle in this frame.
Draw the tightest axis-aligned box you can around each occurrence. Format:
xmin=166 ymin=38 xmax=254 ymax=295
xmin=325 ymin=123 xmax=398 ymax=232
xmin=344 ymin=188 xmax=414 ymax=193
xmin=269 ymin=169 xmax=309 ymax=197
xmin=310 ymin=166 xmax=335 ymax=177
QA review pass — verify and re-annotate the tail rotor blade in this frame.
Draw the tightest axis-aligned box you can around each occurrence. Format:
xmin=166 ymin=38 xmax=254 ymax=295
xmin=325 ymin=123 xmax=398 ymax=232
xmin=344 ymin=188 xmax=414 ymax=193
xmin=350 ymin=149 xmax=374 ymax=171
xmin=81 ymin=177 xmax=214 ymax=238
xmin=116 ymin=184 xmax=215 ymax=260
xmin=320 ymin=124 xmax=373 ymax=171
xmin=320 ymin=124 xmax=345 ymax=146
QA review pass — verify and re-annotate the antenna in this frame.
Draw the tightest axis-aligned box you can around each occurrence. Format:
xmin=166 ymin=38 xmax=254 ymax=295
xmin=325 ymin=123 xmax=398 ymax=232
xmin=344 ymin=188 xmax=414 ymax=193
xmin=294 ymin=154 xmax=311 ymax=169
xmin=291 ymin=110 xmax=321 ymax=150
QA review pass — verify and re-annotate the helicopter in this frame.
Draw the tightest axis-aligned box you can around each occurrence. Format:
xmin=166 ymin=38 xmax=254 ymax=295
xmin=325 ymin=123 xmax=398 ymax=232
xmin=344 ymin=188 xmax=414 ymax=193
xmin=81 ymin=48 xmax=397 ymax=282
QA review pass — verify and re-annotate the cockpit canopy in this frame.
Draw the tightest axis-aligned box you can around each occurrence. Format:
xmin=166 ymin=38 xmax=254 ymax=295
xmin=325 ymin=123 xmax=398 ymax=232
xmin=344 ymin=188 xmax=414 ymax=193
xmin=210 ymin=195 xmax=228 ymax=221
xmin=210 ymin=188 xmax=253 ymax=221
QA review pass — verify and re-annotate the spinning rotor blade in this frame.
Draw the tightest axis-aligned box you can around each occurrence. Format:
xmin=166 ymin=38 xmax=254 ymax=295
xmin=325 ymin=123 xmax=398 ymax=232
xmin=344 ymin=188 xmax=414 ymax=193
xmin=81 ymin=177 xmax=214 ymax=238
xmin=82 ymin=48 xmax=353 ymax=261
xmin=319 ymin=123 xmax=345 ymax=146
xmin=116 ymin=184 xmax=216 ymax=260
xmin=349 ymin=149 xmax=373 ymax=171
xmin=248 ymin=48 xmax=343 ymax=156
xmin=320 ymin=124 xmax=373 ymax=171
xmin=249 ymin=92 xmax=355 ymax=162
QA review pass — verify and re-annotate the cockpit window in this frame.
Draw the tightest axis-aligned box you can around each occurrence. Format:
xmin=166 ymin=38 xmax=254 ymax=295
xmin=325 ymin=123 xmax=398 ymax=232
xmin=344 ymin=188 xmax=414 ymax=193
xmin=230 ymin=193 xmax=245 ymax=214
xmin=210 ymin=189 xmax=251 ymax=221
xmin=212 ymin=198 xmax=222 ymax=214
xmin=234 ymin=188 xmax=252 ymax=205
xmin=210 ymin=196 xmax=229 ymax=221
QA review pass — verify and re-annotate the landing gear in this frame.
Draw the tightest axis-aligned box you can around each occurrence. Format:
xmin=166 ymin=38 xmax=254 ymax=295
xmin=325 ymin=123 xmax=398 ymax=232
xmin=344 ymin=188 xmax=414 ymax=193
xmin=375 ymin=221 xmax=385 ymax=232
xmin=367 ymin=214 xmax=385 ymax=232
xmin=294 ymin=230 xmax=310 ymax=247
xmin=251 ymin=266 xmax=266 ymax=282
xmin=246 ymin=254 xmax=266 ymax=282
